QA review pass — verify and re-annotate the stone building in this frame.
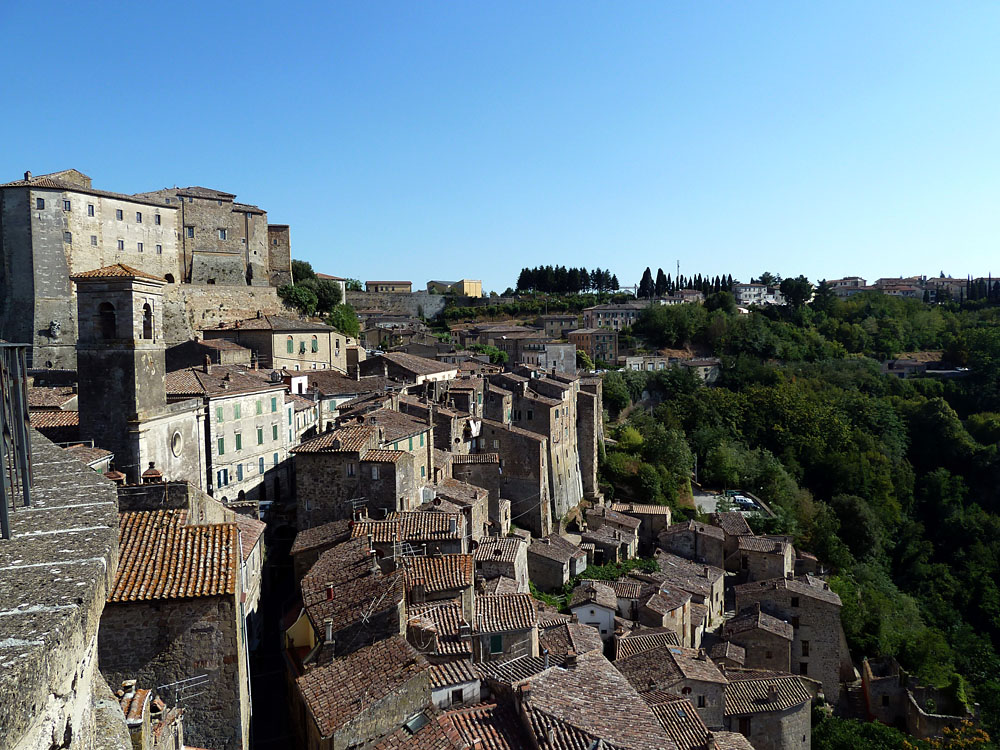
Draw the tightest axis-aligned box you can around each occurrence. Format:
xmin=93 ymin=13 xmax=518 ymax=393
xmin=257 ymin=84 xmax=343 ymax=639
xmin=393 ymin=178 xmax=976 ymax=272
xmin=613 ymin=502 xmax=673 ymax=553
xmin=711 ymin=511 xmax=755 ymax=560
xmin=73 ymin=265 xmax=206 ymax=486
xmin=293 ymin=636 xmax=432 ymax=750
xmin=165 ymin=363 xmax=292 ymax=507
xmin=567 ymin=327 xmax=619 ymax=364
xmin=359 ymin=351 xmax=459 ymax=384
xmin=582 ymin=301 xmax=646 ymax=331
xmin=401 ymin=553 xmax=476 ymax=622
xmin=734 ymin=536 xmax=796 ymax=581
xmin=0 ymin=170 xmax=291 ymax=368
xmin=351 ymin=510 xmax=466 ymax=557
xmin=473 ymin=593 xmax=538 ymax=663
xmin=527 ymin=533 xmax=588 ymax=591
xmin=568 ymin=582 xmax=618 ymax=640
xmin=99 ymin=510 xmax=251 ymax=750
xmin=722 ymin=604 xmax=795 ymax=673
xmin=201 ymin=314 xmax=350 ymax=372
xmin=659 ymin=520 xmax=726 ymax=568
xmin=473 ymin=536 xmax=529 ymax=592
xmin=734 ymin=575 xmax=851 ymax=703
xmin=615 ymin=645 xmax=728 ymax=729
xmin=289 ymin=520 xmax=353 ymax=584
xmin=639 ymin=587 xmax=693 ymax=647
xmin=723 ymin=670 xmax=812 ymax=750
xmin=536 ymin=313 xmax=580 ymax=339
xmin=365 ymin=280 xmax=412 ymax=293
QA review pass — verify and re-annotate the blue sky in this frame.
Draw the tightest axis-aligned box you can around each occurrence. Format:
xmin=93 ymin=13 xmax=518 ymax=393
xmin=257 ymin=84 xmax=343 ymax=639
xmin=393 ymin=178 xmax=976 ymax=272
xmin=2 ymin=2 xmax=999 ymax=291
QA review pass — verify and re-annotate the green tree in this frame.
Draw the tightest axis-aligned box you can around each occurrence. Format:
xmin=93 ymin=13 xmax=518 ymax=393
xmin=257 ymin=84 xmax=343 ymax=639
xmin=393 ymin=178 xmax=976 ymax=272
xmin=278 ymin=284 xmax=318 ymax=316
xmin=576 ymin=349 xmax=595 ymax=371
xmin=325 ymin=304 xmax=360 ymax=338
xmin=291 ymin=259 xmax=316 ymax=282
xmin=779 ymin=275 xmax=814 ymax=308
xmin=345 ymin=278 xmax=363 ymax=291
xmin=314 ymin=279 xmax=343 ymax=313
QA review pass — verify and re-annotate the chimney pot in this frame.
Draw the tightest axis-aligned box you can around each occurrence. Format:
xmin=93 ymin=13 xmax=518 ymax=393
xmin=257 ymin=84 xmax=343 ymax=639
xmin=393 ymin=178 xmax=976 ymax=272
xmin=203 ymin=355 xmax=212 ymax=374
xmin=324 ymin=618 xmax=334 ymax=644
xmin=24 ymin=171 xmax=31 ymax=180
xmin=325 ymin=582 xmax=334 ymax=601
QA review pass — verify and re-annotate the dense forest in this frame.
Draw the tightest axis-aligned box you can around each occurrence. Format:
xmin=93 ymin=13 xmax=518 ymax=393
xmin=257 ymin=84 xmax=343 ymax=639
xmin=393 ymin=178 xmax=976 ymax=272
xmin=599 ymin=291 xmax=1000 ymax=746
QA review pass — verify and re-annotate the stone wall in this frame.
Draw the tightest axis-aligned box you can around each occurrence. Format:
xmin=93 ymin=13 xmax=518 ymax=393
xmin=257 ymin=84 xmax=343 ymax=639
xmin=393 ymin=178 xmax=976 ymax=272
xmin=733 ymin=702 xmax=811 ymax=750
xmin=0 ymin=434 xmax=125 ymax=750
xmin=162 ymin=285 xmax=288 ymax=346
xmin=726 ymin=630 xmax=791 ymax=672
xmin=266 ymin=226 xmax=292 ymax=287
xmin=346 ymin=290 xmax=449 ymax=320
xmin=479 ymin=421 xmax=551 ymax=537
xmin=98 ymin=596 xmax=249 ymax=750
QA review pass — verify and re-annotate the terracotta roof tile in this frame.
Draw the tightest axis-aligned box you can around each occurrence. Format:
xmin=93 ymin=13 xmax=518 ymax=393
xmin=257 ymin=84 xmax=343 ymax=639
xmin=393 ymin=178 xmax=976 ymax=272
xmin=724 ymin=670 xmax=811 ymax=716
xmin=300 ymin=537 xmax=404 ymax=633
xmin=27 ymin=386 xmax=76 ymax=409
xmin=524 ymin=650 xmax=678 ymax=749
xmin=407 ymin=601 xmax=473 ymax=657
xmin=528 ymin=534 xmax=585 ymax=564
xmin=164 ymin=366 xmax=285 ymax=398
xmin=711 ymin=512 xmax=754 ymax=537
xmin=613 ymin=630 xmax=680 ymax=661
xmin=403 ymin=554 xmax=475 ymax=594
xmin=711 ymin=731 xmax=757 ymax=749
xmin=29 ymin=411 xmax=80 ymax=428
xmin=737 ymin=536 xmax=791 ymax=554
xmin=428 ymin=660 xmax=477 ymax=690
xmin=351 ymin=512 xmax=462 ymax=544
xmin=710 ymin=642 xmax=746 ymax=666
xmin=539 ymin=622 xmax=604 ymax=658
xmin=440 ymin=702 xmax=525 ymax=750
xmin=473 ymin=537 xmax=524 ymax=564
xmin=234 ymin=514 xmax=266 ymax=561
xmin=297 ymin=636 xmax=431 ymax=739
xmin=292 ymin=424 xmax=377 ymax=454
xmin=475 ymin=594 xmax=536 ymax=633
xmin=733 ymin=574 xmax=842 ymax=607
xmin=642 ymin=693 xmax=710 ymax=750
xmin=70 ymin=263 xmax=165 ymax=282
xmin=62 ymin=443 xmax=113 ymax=465
xmin=723 ymin=605 xmax=793 ymax=640
xmin=450 ymin=453 xmax=500 ymax=464
xmin=611 ymin=502 xmax=673 ymax=517
xmin=290 ymin=520 xmax=352 ymax=556
xmin=569 ymin=581 xmax=617 ymax=611
xmin=110 ymin=511 xmax=237 ymax=601
xmin=362 ymin=449 xmax=409 ymax=463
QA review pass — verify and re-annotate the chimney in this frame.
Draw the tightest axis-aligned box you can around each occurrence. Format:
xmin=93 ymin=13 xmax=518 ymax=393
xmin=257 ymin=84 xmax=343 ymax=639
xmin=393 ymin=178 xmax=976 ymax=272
xmin=696 ymin=648 xmax=707 ymax=661
xmin=121 ymin=680 xmax=137 ymax=700
xmin=767 ymin=684 xmax=779 ymax=703
xmin=448 ymin=517 xmax=457 ymax=535
xmin=325 ymin=582 xmax=334 ymax=601
xmin=24 ymin=171 xmax=31 ymax=181
xmin=569 ymin=613 xmax=578 ymax=623
xmin=543 ymin=648 xmax=549 ymax=670
xmin=565 ymin=650 xmax=577 ymax=668
xmin=202 ymin=355 xmax=212 ymax=374
xmin=324 ymin=618 xmax=334 ymax=643
xmin=369 ymin=548 xmax=379 ymax=573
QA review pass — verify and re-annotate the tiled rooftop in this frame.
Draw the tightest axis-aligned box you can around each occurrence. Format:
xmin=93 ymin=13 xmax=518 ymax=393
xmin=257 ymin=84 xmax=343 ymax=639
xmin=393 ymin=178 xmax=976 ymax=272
xmin=29 ymin=410 xmax=80 ymax=428
xmin=473 ymin=537 xmax=524 ymax=564
xmin=710 ymin=642 xmax=746 ymax=666
xmin=611 ymin=502 xmax=673 ymax=517
xmin=234 ymin=514 xmax=266 ymax=561
xmin=613 ymin=630 xmax=681 ymax=661
xmin=711 ymin=511 xmax=754 ymax=537
xmin=111 ymin=511 xmax=237 ymax=601
xmin=524 ymin=650 xmax=679 ymax=750
xmin=569 ymin=581 xmax=617 ymax=611
xmin=475 ymin=594 xmax=536 ymax=633
xmin=733 ymin=574 xmax=842 ymax=607
xmin=528 ymin=533 xmax=585 ymax=564
xmin=440 ymin=702 xmax=525 ymax=750
xmin=403 ymin=554 xmax=475 ymax=594
xmin=289 ymin=519 xmax=352 ymax=556
xmin=427 ymin=660 xmax=477 ymax=690
xmin=724 ymin=670 xmax=811 ymax=716
xmin=407 ymin=601 xmax=472 ymax=657
xmin=291 ymin=424 xmax=377 ymax=454
xmin=352 ymin=511 xmax=462 ymax=544
xmin=737 ymin=536 xmax=791 ymax=554
xmin=297 ymin=636 xmax=431 ymax=739
xmin=450 ymin=453 xmax=500 ymax=464
xmin=164 ymin=365 xmax=286 ymax=398
xmin=642 ymin=693 xmax=710 ymax=750
xmin=617 ymin=646 xmax=727 ymax=693
xmin=723 ymin=605 xmax=794 ymax=640
xmin=26 ymin=386 xmax=76 ymax=409
xmin=539 ymin=621 xmax=604 ymax=658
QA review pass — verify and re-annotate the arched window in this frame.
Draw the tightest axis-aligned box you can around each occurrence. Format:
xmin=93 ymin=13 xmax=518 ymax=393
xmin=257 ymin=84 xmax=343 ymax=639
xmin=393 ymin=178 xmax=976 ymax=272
xmin=164 ymin=273 xmax=175 ymax=284
xmin=142 ymin=303 xmax=153 ymax=340
xmin=286 ymin=336 xmax=294 ymax=354
xmin=98 ymin=302 xmax=116 ymax=339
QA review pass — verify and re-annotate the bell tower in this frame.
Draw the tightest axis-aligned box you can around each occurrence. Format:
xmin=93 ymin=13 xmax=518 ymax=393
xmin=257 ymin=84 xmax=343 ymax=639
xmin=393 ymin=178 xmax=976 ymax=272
xmin=72 ymin=264 xmax=168 ymax=477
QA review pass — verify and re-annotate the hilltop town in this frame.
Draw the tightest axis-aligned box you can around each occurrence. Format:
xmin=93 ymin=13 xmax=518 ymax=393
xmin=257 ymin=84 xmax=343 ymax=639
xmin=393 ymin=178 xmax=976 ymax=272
xmin=0 ymin=170 xmax=994 ymax=750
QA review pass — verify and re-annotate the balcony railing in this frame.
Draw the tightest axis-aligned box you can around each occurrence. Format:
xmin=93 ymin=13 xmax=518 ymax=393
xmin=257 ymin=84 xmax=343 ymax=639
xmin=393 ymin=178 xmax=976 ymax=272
xmin=1 ymin=343 xmax=32 ymax=539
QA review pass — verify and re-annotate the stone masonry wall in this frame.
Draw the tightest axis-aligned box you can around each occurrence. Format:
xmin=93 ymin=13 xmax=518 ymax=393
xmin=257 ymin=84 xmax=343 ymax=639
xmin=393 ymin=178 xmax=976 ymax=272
xmin=346 ymin=290 xmax=449 ymax=320
xmin=162 ymin=285 xmax=288 ymax=346
xmin=98 ymin=596 xmax=249 ymax=750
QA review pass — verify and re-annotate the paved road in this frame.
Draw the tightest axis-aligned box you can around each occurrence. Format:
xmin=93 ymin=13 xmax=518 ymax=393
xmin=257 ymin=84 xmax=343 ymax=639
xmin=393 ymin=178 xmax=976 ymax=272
xmin=693 ymin=489 xmax=718 ymax=514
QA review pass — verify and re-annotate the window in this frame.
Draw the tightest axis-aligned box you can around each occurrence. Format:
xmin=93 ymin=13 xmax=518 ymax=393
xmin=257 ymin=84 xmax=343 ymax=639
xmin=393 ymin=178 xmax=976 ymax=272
xmin=450 ymin=688 xmax=464 ymax=706
xmin=90 ymin=235 xmax=97 ymax=246
xmin=156 ymin=244 xmax=162 ymax=254
xmin=286 ymin=336 xmax=294 ymax=354
xmin=185 ymin=226 xmax=194 ymax=238
xmin=273 ymin=452 xmax=278 ymax=466
xmin=738 ymin=718 xmax=751 ymax=736
xmin=311 ymin=335 xmax=318 ymax=353
xmin=527 ymin=410 xmax=533 ymax=420
xmin=419 ymin=433 xmax=424 ymax=447
xmin=63 ymin=231 xmax=72 ymax=243
xmin=234 ymin=403 xmax=241 ymax=419
xmin=137 ymin=242 xmax=143 ymax=253
xmin=236 ymin=464 xmax=243 ymax=481
xmin=136 ymin=211 xmax=142 ymax=223
xmin=790 ymin=597 xmax=800 ymax=608
xmin=766 ymin=650 xmax=773 ymax=660
xmin=36 ymin=197 xmax=45 ymax=210
xmin=256 ymin=400 xmax=262 ymax=415
xmin=116 ymin=209 xmax=123 ymax=220
xmin=63 ymin=200 xmax=71 ymax=211
xmin=492 ymin=440 xmax=499 ymax=449
xmin=117 ymin=239 xmax=124 ymax=251
xmin=408 ymin=437 xmax=413 ymax=450
xmin=697 ymin=695 xmax=706 ymax=708
xmin=216 ymin=406 xmax=224 ymax=423
xmin=87 ymin=203 xmax=95 ymax=216
xmin=489 ymin=634 xmax=503 ymax=654
xmin=272 ymin=424 xmax=278 ymax=440
xmin=801 ymin=640 xmax=810 ymax=657
xmin=155 ymin=214 xmax=161 ymax=225
xmin=235 ymin=433 xmax=242 ymax=451
xmin=288 ymin=410 xmax=292 ymax=425
xmin=98 ymin=302 xmax=116 ymax=339
xmin=141 ymin=303 xmax=153 ymax=339
xmin=258 ymin=457 xmax=265 ymax=474
xmin=347 ymin=463 xmax=355 ymax=477
xmin=882 ymin=695 xmax=890 ymax=707
xmin=799 ymin=662 xmax=808 ymax=675
xmin=791 ymin=616 xmax=800 ymax=628
xmin=421 ymin=466 xmax=425 ymax=478
xmin=371 ymin=465 xmax=380 ymax=480
xmin=217 ymin=437 xmax=225 ymax=455
xmin=218 ymin=228 xmax=227 ymax=240
xmin=271 ymin=397 xmax=277 ymax=412
xmin=257 ymin=427 xmax=264 ymax=445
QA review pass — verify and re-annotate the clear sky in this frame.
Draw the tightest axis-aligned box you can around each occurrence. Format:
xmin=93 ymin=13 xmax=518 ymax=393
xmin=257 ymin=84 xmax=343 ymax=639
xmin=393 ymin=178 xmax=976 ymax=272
xmin=2 ymin=2 xmax=998 ymax=292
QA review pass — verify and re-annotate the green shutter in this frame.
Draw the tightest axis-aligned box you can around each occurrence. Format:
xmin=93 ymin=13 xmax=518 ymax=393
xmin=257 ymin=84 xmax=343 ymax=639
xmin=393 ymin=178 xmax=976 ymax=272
xmin=271 ymin=397 xmax=277 ymax=412
xmin=272 ymin=424 xmax=278 ymax=440
xmin=216 ymin=406 xmax=224 ymax=423
xmin=217 ymin=438 xmax=224 ymax=455
xmin=235 ymin=434 xmax=242 ymax=451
